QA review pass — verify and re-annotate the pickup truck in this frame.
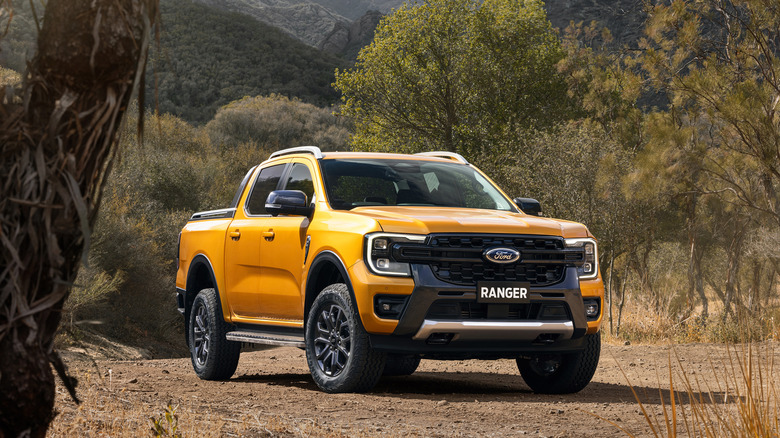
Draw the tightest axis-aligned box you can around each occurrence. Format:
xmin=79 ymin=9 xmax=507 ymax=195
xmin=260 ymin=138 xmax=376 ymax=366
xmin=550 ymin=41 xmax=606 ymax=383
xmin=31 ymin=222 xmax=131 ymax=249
xmin=176 ymin=146 xmax=604 ymax=393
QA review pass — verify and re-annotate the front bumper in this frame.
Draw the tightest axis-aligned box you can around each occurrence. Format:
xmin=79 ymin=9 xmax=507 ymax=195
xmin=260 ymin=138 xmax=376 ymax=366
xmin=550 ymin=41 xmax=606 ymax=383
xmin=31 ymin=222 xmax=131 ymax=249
xmin=368 ymin=264 xmax=592 ymax=357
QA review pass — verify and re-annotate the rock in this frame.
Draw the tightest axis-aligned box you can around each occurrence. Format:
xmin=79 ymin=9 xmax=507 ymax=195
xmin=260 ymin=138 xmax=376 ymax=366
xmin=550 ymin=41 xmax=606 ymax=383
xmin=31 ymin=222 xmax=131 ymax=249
xmin=126 ymin=378 xmax=138 ymax=384
xmin=436 ymin=400 xmax=448 ymax=407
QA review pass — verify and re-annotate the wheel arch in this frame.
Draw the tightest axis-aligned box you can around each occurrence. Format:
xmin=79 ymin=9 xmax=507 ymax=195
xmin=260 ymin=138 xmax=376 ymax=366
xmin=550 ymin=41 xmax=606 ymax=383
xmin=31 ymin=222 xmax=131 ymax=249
xmin=184 ymin=254 xmax=223 ymax=341
xmin=304 ymin=251 xmax=357 ymax=326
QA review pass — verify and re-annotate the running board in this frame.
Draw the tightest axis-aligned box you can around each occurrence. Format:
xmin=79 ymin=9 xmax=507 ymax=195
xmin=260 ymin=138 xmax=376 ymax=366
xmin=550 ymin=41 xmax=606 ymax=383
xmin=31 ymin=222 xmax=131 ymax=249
xmin=226 ymin=330 xmax=305 ymax=348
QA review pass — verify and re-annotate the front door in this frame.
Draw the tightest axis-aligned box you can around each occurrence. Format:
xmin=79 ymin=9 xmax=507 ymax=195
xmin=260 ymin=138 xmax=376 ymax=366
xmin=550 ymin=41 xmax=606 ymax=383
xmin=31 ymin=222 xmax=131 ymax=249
xmin=224 ymin=162 xmax=286 ymax=319
xmin=256 ymin=161 xmax=316 ymax=321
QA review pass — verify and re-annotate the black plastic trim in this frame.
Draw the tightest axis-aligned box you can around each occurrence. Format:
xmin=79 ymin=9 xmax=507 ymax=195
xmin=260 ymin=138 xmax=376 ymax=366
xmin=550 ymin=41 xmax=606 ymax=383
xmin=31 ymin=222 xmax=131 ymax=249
xmin=391 ymin=265 xmax=588 ymax=340
xmin=304 ymin=250 xmax=358 ymax=324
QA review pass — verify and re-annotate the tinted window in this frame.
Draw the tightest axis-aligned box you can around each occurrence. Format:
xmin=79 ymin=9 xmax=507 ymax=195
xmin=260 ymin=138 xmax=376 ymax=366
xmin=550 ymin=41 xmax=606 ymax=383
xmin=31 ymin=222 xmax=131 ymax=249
xmin=284 ymin=163 xmax=315 ymax=204
xmin=320 ymin=159 xmax=515 ymax=211
xmin=246 ymin=164 xmax=285 ymax=215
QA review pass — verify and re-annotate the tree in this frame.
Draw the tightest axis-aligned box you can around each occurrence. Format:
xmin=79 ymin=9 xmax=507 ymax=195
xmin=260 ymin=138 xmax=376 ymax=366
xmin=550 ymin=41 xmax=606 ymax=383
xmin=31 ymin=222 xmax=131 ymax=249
xmin=638 ymin=0 xmax=780 ymax=318
xmin=205 ymin=94 xmax=351 ymax=151
xmin=334 ymin=0 xmax=575 ymax=156
xmin=0 ymin=0 xmax=156 ymax=436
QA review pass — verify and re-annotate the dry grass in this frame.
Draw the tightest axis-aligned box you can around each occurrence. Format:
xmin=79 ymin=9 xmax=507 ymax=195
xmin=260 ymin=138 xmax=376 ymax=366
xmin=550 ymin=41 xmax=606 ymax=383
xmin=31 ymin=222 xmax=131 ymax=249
xmin=616 ymin=341 xmax=780 ymax=437
xmin=603 ymin=293 xmax=780 ymax=345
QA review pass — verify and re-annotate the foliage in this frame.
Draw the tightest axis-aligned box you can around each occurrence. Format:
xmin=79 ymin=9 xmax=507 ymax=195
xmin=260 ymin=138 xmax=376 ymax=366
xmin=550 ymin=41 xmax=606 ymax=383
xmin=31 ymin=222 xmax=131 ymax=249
xmin=150 ymin=402 xmax=181 ymax=438
xmin=0 ymin=65 xmax=19 ymax=87
xmin=334 ymin=0 xmax=576 ymax=156
xmin=145 ymin=0 xmax=345 ymax=124
xmin=206 ymin=94 xmax=351 ymax=151
xmin=629 ymin=0 xmax=780 ymax=323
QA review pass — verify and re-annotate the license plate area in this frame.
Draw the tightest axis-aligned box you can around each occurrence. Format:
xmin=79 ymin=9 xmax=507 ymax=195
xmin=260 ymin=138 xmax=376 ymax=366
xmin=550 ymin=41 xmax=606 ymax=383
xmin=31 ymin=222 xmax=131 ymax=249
xmin=476 ymin=281 xmax=531 ymax=304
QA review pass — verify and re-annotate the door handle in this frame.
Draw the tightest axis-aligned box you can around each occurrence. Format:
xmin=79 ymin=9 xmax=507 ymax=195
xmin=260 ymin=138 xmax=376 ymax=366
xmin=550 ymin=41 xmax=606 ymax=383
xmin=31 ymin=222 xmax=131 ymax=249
xmin=229 ymin=230 xmax=241 ymax=240
xmin=262 ymin=230 xmax=275 ymax=241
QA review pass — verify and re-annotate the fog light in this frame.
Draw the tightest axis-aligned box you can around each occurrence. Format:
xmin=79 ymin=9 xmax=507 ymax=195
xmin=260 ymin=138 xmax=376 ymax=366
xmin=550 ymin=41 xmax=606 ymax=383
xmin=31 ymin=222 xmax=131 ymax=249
xmin=583 ymin=298 xmax=600 ymax=319
xmin=374 ymin=295 xmax=409 ymax=319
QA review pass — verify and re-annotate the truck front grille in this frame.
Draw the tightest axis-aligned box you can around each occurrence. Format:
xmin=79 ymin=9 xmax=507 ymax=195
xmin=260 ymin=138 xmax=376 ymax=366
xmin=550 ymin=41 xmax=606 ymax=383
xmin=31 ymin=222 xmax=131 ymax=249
xmin=393 ymin=234 xmax=582 ymax=286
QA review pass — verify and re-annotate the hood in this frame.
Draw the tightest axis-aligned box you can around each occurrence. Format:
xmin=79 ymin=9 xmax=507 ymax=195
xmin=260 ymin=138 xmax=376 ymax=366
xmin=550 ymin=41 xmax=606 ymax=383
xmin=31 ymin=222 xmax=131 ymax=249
xmin=348 ymin=206 xmax=591 ymax=238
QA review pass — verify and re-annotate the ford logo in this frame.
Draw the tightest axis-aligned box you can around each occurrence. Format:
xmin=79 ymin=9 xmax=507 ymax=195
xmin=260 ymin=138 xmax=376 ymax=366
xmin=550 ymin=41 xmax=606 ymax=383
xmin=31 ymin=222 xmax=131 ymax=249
xmin=484 ymin=247 xmax=520 ymax=264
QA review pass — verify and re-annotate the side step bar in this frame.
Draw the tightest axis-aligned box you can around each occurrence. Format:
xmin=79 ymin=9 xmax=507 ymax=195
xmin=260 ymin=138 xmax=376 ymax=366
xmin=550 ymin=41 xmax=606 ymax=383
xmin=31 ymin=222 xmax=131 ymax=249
xmin=226 ymin=330 xmax=305 ymax=348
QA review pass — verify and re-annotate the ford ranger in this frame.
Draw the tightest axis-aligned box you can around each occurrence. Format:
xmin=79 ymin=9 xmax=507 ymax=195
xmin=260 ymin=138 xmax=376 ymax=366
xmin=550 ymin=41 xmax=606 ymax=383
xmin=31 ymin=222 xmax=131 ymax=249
xmin=176 ymin=146 xmax=603 ymax=393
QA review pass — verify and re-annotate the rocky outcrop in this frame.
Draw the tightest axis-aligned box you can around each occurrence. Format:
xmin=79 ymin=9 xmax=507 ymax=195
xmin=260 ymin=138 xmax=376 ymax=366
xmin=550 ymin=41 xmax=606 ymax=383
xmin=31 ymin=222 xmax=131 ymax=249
xmin=194 ymin=0 xmax=350 ymax=47
xmin=319 ymin=10 xmax=383 ymax=61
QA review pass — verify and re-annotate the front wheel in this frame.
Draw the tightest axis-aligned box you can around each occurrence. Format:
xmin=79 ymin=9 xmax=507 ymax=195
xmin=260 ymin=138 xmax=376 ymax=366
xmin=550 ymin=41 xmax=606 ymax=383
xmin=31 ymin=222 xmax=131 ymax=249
xmin=305 ymin=283 xmax=386 ymax=393
xmin=517 ymin=331 xmax=601 ymax=394
xmin=189 ymin=288 xmax=240 ymax=380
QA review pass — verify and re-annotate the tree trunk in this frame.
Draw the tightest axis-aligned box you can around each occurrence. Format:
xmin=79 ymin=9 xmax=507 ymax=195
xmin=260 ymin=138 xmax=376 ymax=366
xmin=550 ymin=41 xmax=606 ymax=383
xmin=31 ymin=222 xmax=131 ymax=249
xmin=0 ymin=1 xmax=155 ymax=436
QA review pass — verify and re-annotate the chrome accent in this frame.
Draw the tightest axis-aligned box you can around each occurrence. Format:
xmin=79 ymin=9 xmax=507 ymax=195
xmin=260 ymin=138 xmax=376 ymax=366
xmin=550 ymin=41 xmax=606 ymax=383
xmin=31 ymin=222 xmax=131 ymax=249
xmin=565 ymin=237 xmax=599 ymax=280
xmin=225 ymin=330 xmax=305 ymax=348
xmin=269 ymin=146 xmax=323 ymax=160
xmin=189 ymin=208 xmax=236 ymax=221
xmin=411 ymin=320 xmax=574 ymax=341
xmin=415 ymin=151 xmax=469 ymax=164
xmin=484 ymin=247 xmax=521 ymax=264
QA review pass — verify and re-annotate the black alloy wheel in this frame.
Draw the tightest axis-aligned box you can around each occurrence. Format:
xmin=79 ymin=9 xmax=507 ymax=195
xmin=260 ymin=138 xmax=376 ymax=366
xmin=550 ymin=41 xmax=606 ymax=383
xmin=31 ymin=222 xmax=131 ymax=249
xmin=305 ymin=283 xmax=386 ymax=393
xmin=313 ymin=303 xmax=352 ymax=377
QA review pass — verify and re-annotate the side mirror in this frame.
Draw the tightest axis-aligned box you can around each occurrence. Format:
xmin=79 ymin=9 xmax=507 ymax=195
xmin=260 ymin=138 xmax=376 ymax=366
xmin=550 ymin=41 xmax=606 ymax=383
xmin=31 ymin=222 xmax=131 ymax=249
xmin=266 ymin=190 xmax=313 ymax=217
xmin=513 ymin=197 xmax=541 ymax=216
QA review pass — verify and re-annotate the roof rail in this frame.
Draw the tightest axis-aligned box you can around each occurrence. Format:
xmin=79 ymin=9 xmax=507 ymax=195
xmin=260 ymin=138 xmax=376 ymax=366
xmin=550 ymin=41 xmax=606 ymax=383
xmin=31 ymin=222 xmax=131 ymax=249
xmin=269 ymin=146 xmax=323 ymax=159
xmin=415 ymin=151 xmax=469 ymax=164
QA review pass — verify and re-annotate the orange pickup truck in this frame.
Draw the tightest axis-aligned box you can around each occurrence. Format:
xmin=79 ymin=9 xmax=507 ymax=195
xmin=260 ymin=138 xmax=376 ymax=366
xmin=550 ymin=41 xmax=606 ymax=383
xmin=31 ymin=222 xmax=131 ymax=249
xmin=176 ymin=147 xmax=604 ymax=393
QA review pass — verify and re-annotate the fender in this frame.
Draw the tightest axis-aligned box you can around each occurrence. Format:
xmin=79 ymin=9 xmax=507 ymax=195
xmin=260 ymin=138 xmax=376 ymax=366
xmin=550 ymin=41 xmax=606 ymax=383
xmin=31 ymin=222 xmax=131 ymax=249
xmin=184 ymin=253 xmax=227 ymax=321
xmin=304 ymin=250 xmax=358 ymax=324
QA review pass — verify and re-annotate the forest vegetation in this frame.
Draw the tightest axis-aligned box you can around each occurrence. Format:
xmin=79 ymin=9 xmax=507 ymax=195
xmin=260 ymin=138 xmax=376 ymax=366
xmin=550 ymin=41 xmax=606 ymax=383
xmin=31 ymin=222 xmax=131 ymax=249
xmin=2 ymin=0 xmax=778 ymax=358
xmin=0 ymin=0 xmax=346 ymax=124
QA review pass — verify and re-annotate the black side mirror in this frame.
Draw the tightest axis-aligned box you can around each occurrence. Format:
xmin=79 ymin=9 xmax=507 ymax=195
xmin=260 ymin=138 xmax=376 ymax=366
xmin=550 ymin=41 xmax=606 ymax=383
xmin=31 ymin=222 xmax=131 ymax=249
xmin=266 ymin=190 xmax=313 ymax=217
xmin=513 ymin=197 xmax=541 ymax=216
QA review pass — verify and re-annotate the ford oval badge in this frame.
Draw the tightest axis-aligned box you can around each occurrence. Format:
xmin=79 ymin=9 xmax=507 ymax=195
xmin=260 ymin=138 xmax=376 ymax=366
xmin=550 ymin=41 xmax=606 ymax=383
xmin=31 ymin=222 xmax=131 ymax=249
xmin=484 ymin=247 xmax=520 ymax=264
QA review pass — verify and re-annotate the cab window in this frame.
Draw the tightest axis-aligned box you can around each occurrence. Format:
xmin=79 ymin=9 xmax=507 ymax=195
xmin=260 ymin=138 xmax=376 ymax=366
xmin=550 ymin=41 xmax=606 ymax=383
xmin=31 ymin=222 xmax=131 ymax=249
xmin=245 ymin=164 xmax=285 ymax=215
xmin=284 ymin=163 xmax=315 ymax=204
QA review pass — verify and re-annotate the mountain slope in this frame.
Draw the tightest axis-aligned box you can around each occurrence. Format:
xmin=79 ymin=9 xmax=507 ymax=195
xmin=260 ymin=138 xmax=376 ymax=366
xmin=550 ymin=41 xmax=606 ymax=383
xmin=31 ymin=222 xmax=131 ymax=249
xmin=147 ymin=0 xmax=345 ymax=123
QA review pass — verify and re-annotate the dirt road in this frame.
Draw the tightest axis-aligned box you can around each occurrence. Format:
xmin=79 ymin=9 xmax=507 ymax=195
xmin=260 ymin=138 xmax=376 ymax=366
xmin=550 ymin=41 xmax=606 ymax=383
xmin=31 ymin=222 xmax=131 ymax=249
xmin=51 ymin=341 xmax=776 ymax=437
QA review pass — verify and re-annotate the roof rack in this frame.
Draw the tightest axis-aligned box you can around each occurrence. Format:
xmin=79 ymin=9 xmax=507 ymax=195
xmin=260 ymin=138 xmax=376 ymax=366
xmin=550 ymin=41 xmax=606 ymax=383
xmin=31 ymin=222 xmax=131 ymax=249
xmin=415 ymin=151 xmax=469 ymax=164
xmin=269 ymin=146 xmax=323 ymax=159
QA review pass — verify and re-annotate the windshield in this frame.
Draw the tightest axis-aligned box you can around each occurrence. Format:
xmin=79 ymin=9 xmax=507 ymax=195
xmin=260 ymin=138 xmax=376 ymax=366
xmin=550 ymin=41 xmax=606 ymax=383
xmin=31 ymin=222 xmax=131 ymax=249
xmin=320 ymin=159 xmax=516 ymax=211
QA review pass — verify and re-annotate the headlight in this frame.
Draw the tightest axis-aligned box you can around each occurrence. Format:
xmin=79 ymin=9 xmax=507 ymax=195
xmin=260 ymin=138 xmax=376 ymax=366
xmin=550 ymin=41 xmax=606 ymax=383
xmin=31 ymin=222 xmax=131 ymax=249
xmin=365 ymin=233 xmax=426 ymax=277
xmin=565 ymin=238 xmax=598 ymax=279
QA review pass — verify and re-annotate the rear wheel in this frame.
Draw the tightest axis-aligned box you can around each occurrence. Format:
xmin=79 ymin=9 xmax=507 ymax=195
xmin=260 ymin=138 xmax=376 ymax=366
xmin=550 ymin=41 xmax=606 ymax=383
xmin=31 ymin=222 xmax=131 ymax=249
xmin=517 ymin=331 xmax=600 ymax=394
xmin=189 ymin=288 xmax=240 ymax=380
xmin=383 ymin=354 xmax=421 ymax=376
xmin=305 ymin=283 xmax=386 ymax=393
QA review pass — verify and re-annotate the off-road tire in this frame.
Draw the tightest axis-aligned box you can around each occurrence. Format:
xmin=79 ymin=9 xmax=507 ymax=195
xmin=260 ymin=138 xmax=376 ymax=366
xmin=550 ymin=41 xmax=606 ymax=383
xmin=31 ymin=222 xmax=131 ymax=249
xmin=517 ymin=331 xmax=600 ymax=394
xmin=305 ymin=283 xmax=386 ymax=393
xmin=189 ymin=288 xmax=241 ymax=380
xmin=383 ymin=354 xmax=421 ymax=376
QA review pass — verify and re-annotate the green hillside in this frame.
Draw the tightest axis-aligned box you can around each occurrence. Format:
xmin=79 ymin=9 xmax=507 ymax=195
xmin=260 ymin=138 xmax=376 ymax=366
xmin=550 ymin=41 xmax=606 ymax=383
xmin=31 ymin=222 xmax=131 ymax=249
xmin=146 ymin=0 xmax=346 ymax=123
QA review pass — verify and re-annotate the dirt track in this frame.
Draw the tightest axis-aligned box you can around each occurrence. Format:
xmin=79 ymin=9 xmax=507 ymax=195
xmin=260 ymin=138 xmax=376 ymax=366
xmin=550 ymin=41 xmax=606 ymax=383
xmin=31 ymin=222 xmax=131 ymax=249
xmin=52 ymin=341 xmax=776 ymax=437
